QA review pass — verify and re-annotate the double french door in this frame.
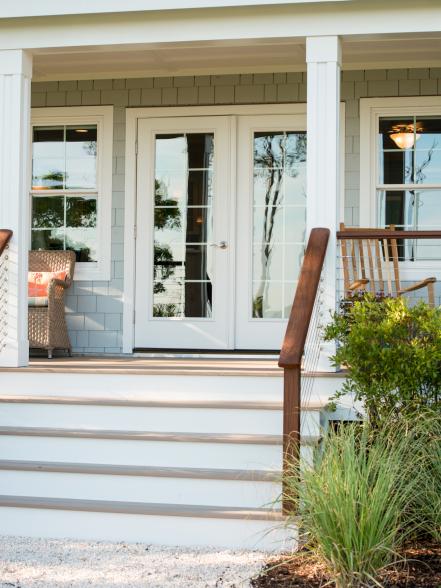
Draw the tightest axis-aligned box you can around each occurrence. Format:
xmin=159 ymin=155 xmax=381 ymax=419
xmin=134 ymin=113 xmax=307 ymax=350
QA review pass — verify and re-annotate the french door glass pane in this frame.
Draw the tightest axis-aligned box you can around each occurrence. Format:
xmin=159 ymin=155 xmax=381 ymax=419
xmin=252 ymin=131 xmax=307 ymax=319
xmin=153 ymin=133 xmax=214 ymax=318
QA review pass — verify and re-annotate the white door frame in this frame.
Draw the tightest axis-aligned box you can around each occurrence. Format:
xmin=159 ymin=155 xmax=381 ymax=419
xmin=123 ymin=104 xmax=311 ymax=353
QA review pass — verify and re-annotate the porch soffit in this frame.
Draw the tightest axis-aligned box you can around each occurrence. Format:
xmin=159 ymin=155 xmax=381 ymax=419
xmin=30 ymin=33 xmax=441 ymax=81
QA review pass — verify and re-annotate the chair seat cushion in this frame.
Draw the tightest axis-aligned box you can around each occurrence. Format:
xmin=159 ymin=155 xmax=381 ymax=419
xmin=28 ymin=271 xmax=67 ymax=297
xmin=28 ymin=296 xmax=49 ymax=307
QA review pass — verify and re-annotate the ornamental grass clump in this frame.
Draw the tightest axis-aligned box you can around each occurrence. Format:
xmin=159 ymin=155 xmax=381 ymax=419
xmin=412 ymin=410 xmax=441 ymax=543
xmin=283 ymin=421 xmax=425 ymax=588
xmin=324 ymin=295 xmax=441 ymax=428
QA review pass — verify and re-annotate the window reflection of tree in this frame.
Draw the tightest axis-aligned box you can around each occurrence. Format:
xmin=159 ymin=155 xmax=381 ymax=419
xmin=253 ymin=132 xmax=306 ymax=318
xmin=31 ymin=127 xmax=99 ymax=262
xmin=153 ymin=179 xmax=182 ymax=317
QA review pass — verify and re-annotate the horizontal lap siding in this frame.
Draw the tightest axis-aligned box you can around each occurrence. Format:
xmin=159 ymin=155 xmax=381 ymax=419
xmin=30 ymin=69 xmax=440 ymax=353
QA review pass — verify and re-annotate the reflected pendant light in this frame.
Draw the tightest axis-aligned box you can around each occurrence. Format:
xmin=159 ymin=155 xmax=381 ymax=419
xmin=389 ymin=123 xmax=422 ymax=149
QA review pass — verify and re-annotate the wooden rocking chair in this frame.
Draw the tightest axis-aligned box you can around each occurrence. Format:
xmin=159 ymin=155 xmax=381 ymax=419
xmin=339 ymin=223 xmax=436 ymax=306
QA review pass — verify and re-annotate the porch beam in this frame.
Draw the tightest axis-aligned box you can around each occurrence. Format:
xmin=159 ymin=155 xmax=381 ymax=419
xmin=0 ymin=50 xmax=32 ymax=367
xmin=2 ymin=4 xmax=441 ymax=51
xmin=306 ymin=35 xmax=341 ymax=372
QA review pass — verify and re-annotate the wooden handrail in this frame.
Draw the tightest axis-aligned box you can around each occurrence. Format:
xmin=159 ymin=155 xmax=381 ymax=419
xmin=278 ymin=227 xmax=330 ymax=513
xmin=279 ymin=228 xmax=330 ymax=369
xmin=337 ymin=229 xmax=441 ymax=240
xmin=0 ymin=230 xmax=12 ymax=257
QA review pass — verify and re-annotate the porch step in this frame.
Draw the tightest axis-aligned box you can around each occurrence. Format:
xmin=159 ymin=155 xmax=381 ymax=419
xmin=0 ymin=495 xmax=283 ymax=520
xmin=0 ymin=394 xmax=286 ymax=410
xmin=0 ymin=426 xmax=286 ymax=444
xmin=0 ymin=460 xmax=281 ymax=508
xmin=0 ymin=368 xmax=344 ymax=408
xmin=0 ymin=460 xmax=280 ymax=481
xmin=0 ymin=500 xmax=294 ymax=550
xmin=0 ymin=394 xmax=322 ymax=437
xmin=0 ymin=366 xmax=332 ymax=549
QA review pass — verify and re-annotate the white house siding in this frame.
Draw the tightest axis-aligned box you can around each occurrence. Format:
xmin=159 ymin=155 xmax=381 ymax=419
xmin=30 ymin=68 xmax=441 ymax=353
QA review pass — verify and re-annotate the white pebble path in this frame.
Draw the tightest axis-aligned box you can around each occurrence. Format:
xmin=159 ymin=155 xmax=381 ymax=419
xmin=0 ymin=536 xmax=270 ymax=587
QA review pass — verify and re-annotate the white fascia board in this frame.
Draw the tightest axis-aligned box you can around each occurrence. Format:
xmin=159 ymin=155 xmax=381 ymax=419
xmin=0 ymin=0 xmax=349 ymax=19
xmin=1 ymin=2 xmax=441 ymax=50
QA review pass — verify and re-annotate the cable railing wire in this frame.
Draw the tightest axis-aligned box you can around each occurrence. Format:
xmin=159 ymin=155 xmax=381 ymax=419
xmin=0 ymin=230 xmax=12 ymax=354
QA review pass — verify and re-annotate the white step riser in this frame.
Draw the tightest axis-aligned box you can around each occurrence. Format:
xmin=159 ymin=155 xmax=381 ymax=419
xmin=0 ymin=436 xmax=284 ymax=470
xmin=0 ymin=372 xmax=284 ymax=400
xmin=0 ymin=404 xmax=321 ymax=436
xmin=0 ymin=506 xmax=297 ymax=551
xmin=0 ymin=372 xmax=343 ymax=404
xmin=0 ymin=471 xmax=280 ymax=508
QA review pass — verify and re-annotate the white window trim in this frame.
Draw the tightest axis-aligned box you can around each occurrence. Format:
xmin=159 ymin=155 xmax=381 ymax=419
xmin=360 ymin=96 xmax=441 ymax=279
xmin=31 ymin=106 xmax=113 ymax=281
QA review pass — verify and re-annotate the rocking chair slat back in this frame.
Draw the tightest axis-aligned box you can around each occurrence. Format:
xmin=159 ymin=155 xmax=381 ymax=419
xmin=339 ymin=223 xmax=437 ymax=306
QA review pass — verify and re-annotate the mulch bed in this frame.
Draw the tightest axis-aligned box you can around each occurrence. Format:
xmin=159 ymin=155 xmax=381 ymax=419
xmin=251 ymin=543 xmax=441 ymax=587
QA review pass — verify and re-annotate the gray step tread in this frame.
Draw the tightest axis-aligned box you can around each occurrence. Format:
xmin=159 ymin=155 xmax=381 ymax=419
xmin=0 ymin=495 xmax=284 ymax=521
xmin=0 ymin=425 xmax=285 ymax=445
xmin=0 ymin=394 xmax=282 ymax=410
xmin=0 ymin=459 xmax=281 ymax=481
xmin=0 ymin=357 xmax=347 ymax=378
xmin=0 ymin=394 xmax=328 ymax=411
xmin=0 ymin=426 xmax=320 ymax=445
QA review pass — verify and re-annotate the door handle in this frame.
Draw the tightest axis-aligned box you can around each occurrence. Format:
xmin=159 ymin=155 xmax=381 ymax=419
xmin=209 ymin=241 xmax=228 ymax=249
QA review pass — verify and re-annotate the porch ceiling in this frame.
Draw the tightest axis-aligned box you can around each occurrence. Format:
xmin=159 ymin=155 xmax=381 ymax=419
xmin=32 ymin=33 xmax=441 ymax=81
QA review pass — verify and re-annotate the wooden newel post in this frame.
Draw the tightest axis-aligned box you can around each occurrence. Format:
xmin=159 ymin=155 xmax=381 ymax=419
xmin=282 ymin=365 xmax=301 ymax=514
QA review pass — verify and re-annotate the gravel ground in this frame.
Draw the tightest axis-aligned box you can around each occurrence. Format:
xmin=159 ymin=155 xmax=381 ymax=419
xmin=0 ymin=536 xmax=268 ymax=588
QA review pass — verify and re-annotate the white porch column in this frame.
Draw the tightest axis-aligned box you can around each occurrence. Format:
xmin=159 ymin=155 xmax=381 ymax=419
xmin=306 ymin=36 xmax=341 ymax=372
xmin=0 ymin=50 xmax=32 ymax=366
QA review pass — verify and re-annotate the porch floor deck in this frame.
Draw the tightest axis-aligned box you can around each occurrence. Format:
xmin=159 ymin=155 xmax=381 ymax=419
xmin=2 ymin=355 xmax=281 ymax=376
xmin=0 ymin=355 xmax=345 ymax=377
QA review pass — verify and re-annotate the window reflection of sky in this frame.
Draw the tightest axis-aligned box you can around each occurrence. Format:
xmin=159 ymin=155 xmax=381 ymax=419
xmin=32 ymin=125 xmax=97 ymax=190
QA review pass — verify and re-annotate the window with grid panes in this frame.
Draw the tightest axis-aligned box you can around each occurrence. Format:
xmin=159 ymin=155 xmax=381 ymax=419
xmin=377 ymin=115 xmax=441 ymax=260
xmin=31 ymin=106 xmax=113 ymax=280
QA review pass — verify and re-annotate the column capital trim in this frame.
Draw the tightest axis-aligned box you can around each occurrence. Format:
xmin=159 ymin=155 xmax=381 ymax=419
xmin=0 ymin=50 xmax=32 ymax=78
xmin=306 ymin=36 xmax=341 ymax=65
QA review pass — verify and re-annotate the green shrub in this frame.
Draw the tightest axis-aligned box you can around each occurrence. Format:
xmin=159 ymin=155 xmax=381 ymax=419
xmin=284 ymin=421 xmax=425 ymax=588
xmin=324 ymin=295 xmax=441 ymax=428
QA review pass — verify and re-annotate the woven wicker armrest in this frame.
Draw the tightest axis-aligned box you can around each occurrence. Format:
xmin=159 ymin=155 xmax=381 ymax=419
xmin=49 ymin=278 xmax=70 ymax=289
xmin=47 ymin=277 xmax=71 ymax=307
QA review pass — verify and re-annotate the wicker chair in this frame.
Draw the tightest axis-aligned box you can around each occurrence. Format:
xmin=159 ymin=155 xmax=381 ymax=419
xmin=28 ymin=250 xmax=76 ymax=358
